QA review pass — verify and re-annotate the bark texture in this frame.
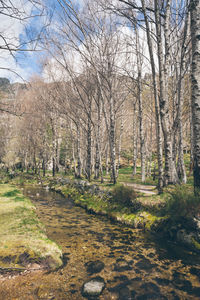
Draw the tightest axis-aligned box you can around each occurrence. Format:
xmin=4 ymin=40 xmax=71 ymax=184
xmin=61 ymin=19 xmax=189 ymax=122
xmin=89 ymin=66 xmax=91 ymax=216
xmin=191 ymin=0 xmax=200 ymax=194
xmin=155 ymin=0 xmax=178 ymax=185
xmin=141 ymin=0 xmax=163 ymax=190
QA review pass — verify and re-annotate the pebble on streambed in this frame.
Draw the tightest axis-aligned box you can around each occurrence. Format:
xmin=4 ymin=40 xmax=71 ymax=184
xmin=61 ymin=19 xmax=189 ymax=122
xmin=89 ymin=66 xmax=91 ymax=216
xmin=85 ymin=260 xmax=105 ymax=275
xmin=82 ymin=276 xmax=105 ymax=297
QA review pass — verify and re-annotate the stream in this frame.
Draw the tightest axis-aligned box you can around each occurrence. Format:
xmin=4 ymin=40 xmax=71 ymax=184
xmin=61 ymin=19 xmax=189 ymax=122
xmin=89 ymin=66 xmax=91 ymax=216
xmin=1 ymin=186 xmax=200 ymax=299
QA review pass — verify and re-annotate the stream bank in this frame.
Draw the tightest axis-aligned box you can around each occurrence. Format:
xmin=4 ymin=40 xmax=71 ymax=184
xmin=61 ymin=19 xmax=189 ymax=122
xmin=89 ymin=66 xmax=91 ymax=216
xmin=1 ymin=186 xmax=200 ymax=299
xmin=49 ymin=178 xmax=200 ymax=253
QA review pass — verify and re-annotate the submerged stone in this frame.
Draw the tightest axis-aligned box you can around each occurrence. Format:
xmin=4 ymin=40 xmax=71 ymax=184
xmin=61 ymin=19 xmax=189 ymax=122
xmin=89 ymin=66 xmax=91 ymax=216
xmin=136 ymin=293 xmax=167 ymax=300
xmin=135 ymin=258 xmax=156 ymax=271
xmin=82 ymin=276 xmax=105 ymax=297
xmin=118 ymin=286 xmax=131 ymax=299
xmin=114 ymin=259 xmax=132 ymax=272
xmin=85 ymin=260 xmax=105 ymax=274
xmin=155 ymin=278 xmax=171 ymax=286
xmin=140 ymin=282 xmax=160 ymax=293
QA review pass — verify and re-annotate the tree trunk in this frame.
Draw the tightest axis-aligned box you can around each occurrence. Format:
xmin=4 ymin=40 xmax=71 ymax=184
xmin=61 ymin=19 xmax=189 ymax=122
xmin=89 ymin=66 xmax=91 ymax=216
xmin=177 ymin=82 xmax=187 ymax=183
xmin=94 ymin=99 xmax=102 ymax=179
xmin=42 ymin=158 xmax=46 ymax=177
xmin=141 ymin=0 xmax=163 ymax=190
xmin=116 ymin=110 xmax=124 ymax=177
xmin=105 ymin=143 xmax=109 ymax=175
xmin=76 ymin=126 xmax=82 ymax=178
xmin=55 ymin=138 xmax=60 ymax=173
xmin=132 ymin=100 xmax=138 ymax=176
xmin=109 ymin=95 xmax=117 ymax=184
xmin=190 ymin=0 xmax=200 ymax=194
xmin=135 ymin=21 xmax=146 ymax=182
xmin=154 ymin=0 xmax=178 ymax=186
xmin=147 ymin=118 xmax=153 ymax=177
xmin=173 ymin=4 xmax=190 ymax=183
xmin=138 ymin=72 xmax=145 ymax=182
xmin=72 ymin=140 xmax=77 ymax=177
xmin=190 ymin=98 xmax=194 ymax=175
xmin=86 ymin=106 xmax=92 ymax=181
xmin=52 ymin=157 xmax=55 ymax=177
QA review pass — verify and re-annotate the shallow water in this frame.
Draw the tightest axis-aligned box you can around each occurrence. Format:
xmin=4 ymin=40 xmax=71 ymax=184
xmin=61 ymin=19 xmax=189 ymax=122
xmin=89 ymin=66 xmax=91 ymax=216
xmin=1 ymin=186 xmax=200 ymax=299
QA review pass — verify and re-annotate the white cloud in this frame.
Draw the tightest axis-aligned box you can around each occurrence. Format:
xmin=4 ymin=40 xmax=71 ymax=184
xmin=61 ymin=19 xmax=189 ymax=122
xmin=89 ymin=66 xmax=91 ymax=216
xmin=0 ymin=0 xmax=38 ymax=82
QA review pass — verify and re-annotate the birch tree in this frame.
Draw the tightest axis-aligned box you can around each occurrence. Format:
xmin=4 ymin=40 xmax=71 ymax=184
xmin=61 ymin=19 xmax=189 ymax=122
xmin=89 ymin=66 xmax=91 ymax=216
xmin=190 ymin=0 xmax=200 ymax=194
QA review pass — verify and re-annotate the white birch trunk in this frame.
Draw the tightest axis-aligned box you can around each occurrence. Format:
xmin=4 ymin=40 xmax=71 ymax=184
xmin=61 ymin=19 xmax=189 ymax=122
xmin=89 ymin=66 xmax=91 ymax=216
xmin=154 ymin=0 xmax=178 ymax=185
xmin=141 ymin=0 xmax=163 ymax=190
xmin=190 ymin=0 xmax=200 ymax=193
xmin=116 ymin=110 xmax=124 ymax=177
xmin=132 ymin=100 xmax=138 ymax=176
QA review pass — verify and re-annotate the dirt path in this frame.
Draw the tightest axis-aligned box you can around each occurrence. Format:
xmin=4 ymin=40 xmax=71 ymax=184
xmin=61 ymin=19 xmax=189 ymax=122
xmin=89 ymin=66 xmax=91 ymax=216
xmin=122 ymin=182 xmax=158 ymax=195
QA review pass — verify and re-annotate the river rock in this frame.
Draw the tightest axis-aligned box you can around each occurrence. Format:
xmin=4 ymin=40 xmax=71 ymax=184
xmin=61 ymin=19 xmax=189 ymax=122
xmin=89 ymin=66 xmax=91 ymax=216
xmin=114 ymin=259 xmax=132 ymax=272
xmin=176 ymin=229 xmax=196 ymax=247
xmin=193 ymin=217 xmax=200 ymax=232
xmin=118 ymin=286 xmax=131 ymax=300
xmin=85 ymin=260 xmax=105 ymax=274
xmin=82 ymin=276 xmax=105 ymax=297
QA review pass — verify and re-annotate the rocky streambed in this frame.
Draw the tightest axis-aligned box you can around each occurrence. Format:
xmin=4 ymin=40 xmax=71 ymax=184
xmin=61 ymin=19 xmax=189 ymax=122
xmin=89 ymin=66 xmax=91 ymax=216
xmin=1 ymin=186 xmax=200 ymax=299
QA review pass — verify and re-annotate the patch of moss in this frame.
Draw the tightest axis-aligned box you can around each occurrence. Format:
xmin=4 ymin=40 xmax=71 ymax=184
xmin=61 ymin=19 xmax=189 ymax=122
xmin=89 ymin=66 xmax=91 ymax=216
xmin=2 ymin=189 xmax=20 ymax=197
xmin=192 ymin=238 xmax=200 ymax=251
xmin=14 ymin=196 xmax=25 ymax=202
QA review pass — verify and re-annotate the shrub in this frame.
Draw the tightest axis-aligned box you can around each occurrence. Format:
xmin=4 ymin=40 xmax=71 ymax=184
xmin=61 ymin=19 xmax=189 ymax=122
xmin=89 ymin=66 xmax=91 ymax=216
xmin=163 ymin=185 xmax=200 ymax=220
xmin=110 ymin=184 xmax=140 ymax=212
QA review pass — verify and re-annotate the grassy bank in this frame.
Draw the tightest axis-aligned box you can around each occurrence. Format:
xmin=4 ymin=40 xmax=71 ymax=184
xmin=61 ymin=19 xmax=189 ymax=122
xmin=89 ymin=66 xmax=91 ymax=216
xmin=51 ymin=182 xmax=165 ymax=232
xmin=50 ymin=180 xmax=200 ymax=252
xmin=1 ymin=166 xmax=199 ymax=252
xmin=0 ymin=184 xmax=62 ymax=271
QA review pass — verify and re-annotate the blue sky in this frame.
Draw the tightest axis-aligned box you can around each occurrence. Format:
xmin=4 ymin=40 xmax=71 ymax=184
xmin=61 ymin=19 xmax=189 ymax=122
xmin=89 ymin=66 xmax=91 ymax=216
xmin=0 ymin=0 xmax=46 ymax=82
xmin=0 ymin=0 xmax=84 ymax=83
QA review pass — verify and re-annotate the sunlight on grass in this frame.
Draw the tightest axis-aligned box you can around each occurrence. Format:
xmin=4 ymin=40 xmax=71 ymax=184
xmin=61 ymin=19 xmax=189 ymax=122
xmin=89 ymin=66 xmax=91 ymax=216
xmin=0 ymin=184 xmax=62 ymax=269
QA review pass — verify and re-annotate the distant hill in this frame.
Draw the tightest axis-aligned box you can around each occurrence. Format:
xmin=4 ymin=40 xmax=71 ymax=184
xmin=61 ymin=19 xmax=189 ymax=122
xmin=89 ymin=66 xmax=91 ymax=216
xmin=0 ymin=78 xmax=10 ymax=92
xmin=0 ymin=77 xmax=27 ymax=96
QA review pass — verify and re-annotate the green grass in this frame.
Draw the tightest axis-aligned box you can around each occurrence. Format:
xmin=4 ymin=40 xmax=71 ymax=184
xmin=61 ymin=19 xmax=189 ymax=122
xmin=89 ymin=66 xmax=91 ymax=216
xmin=0 ymin=184 xmax=62 ymax=270
xmin=52 ymin=183 xmax=163 ymax=231
xmin=163 ymin=185 xmax=200 ymax=219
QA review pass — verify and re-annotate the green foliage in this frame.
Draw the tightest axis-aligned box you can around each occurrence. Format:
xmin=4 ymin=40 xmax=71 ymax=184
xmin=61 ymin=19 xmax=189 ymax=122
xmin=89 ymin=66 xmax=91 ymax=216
xmin=163 ymin=185 xmax=200 ymax=219
xmin=121 ymin=150 xmax=132 ymax=163
xmin=14 ymin=196 xmax=26 ymax=202
xmin=110 ymin=184 xmax=140 ymax=212
xmin=3 ymin=189 xmax=19 ymax=197
xmin=118 ymin=167 xmax=132 ymax=175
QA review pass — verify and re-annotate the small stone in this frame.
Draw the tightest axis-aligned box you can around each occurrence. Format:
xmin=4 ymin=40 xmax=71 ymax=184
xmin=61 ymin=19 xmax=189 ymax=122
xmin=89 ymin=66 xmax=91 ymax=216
xmin=135 ymin=258 xmax=155 ymax=271
xmin=82 ymin=276 xmax=105 ymax=297
xmin=118 ymin=287 xmax=131 ymax=300
xmin=85 ymin=260 xmax=105 ymax=274
xmin=114 ymin=259 xmax=132 ymax=272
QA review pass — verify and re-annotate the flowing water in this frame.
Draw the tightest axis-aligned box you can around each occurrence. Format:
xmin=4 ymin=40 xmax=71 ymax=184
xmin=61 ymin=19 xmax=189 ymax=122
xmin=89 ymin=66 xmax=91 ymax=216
xmin=1 ymin=186 xmax=200 ymax=299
